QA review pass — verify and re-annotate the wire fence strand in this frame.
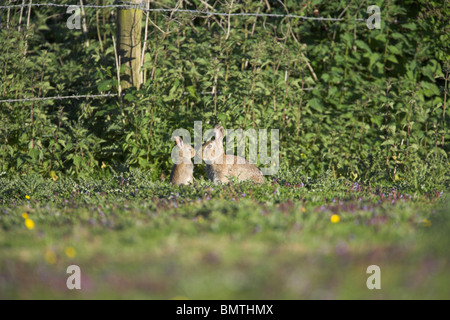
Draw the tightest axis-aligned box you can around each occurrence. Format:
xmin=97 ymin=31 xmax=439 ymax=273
xmin=0 ymin=3 xmax=143 ymax=10
xmin=0 ymin=2 xmax=365 ymax=104
xmin=0 ymin=2 xmax=367 ymax=22
xmin=0 ymin=88 xmax=319 ymax=104
xmin=144 ymin=8 xmax=366 ymax=21
xmin=0 ymin=94 xmax=116 ymax=104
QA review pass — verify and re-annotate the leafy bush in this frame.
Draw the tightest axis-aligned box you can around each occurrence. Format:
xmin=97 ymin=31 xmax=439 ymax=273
xmin=0 ymin=0 xmax=448 ymax=187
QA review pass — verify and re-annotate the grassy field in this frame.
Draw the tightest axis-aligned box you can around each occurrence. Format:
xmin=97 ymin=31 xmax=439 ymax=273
xmin=0 ymin=171 xmax=448 ymax=300
xmin=0 ymin=0 xmax=448 ymax=302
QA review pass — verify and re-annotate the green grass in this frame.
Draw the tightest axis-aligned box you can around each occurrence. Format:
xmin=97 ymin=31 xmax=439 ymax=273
xmin=0 ymin=171 xmax=449 ymax=299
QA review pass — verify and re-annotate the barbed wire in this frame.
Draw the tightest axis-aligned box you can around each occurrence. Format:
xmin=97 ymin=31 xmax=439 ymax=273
xmin=0 ymin=93 xmax=116 ymax=104
xmin=0 ymin=2 xmax=379 ymax=105
xmin=0 ymin=88 xmax=318 ymax=104
xmin=0 ymin=2 xmax=142 ymax=10
xmin=145 ymin=8 xmax=366 ymax=22
xmin=0 ymin=2 xmax=367 ymax=22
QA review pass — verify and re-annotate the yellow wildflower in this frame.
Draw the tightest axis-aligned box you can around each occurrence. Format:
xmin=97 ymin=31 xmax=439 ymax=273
xmin=301 ymin=206 xmax=306 ymax=213
xmin=65 ymin=247 xmax=76 ymax=258
xmin=25 ymin=195 xmax=31 ymax=200
xmin=422 ymin=219 xmax=432 ymax=227
xmin=22 ymin=212 xmax=29 ymax=219
xmin=25 ymin=219 xmax=35 ymax=230
xmin=330 ymin=214 xmax=340 ymax=223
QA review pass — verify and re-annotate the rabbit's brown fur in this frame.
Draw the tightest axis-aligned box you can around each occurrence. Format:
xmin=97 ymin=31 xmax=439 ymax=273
xmin=170 ymin=136 xmax=195 ymax=185
xmin=199 ymin=125 xmax=264 ymax=184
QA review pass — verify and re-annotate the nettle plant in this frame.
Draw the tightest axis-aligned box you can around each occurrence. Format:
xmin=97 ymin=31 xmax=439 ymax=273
xmin=0 ymin=0 xmax=448 ymax=188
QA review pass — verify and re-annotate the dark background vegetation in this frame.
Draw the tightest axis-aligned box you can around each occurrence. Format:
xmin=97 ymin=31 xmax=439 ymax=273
xmin=0 ymin=0 xmax=449 ymax=187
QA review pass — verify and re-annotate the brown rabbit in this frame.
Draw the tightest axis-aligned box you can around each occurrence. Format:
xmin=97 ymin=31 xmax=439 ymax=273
xmin=199 ymin=125 xmax=264 ymax=184
xmin=170 ymin=136 xmax=195 ymax=185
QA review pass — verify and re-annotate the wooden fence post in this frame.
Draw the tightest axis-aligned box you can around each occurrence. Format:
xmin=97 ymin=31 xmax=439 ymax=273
xmin=117 ymin=0 xmax=143 ymax=91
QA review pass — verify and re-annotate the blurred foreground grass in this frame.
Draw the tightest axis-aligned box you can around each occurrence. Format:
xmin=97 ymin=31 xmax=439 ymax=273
xmin=0 ymin=172 xmax=449 ymax=299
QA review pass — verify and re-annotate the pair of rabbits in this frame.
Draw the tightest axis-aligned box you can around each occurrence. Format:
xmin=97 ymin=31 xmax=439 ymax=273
xmin=170 ymin=125 xmax=265 ymax=185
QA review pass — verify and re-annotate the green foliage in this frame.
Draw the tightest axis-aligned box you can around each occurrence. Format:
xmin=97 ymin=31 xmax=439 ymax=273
xmin=0 ymin=172 xmax=448 ymax=299
xmin=0 ymin=0 xmax=448 ymax=186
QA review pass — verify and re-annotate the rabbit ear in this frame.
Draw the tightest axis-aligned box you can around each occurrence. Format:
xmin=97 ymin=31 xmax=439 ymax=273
xmin=214 ymin=125 xmax=225 ymax=141
xmin=174 ymin=136 xmax=184 ymax=147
